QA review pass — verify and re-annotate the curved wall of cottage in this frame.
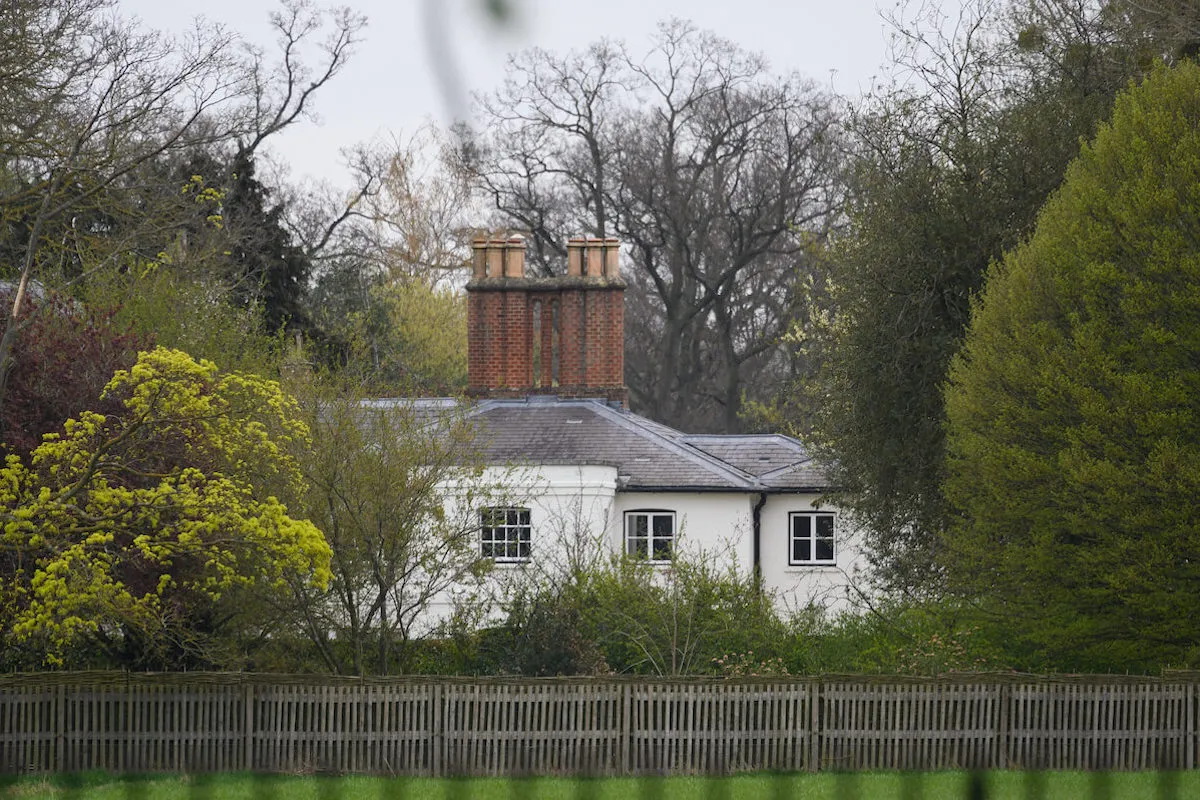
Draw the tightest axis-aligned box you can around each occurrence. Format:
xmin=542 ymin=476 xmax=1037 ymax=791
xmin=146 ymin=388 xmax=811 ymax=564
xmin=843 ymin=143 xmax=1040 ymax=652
xmin=423 ymin=465 xmax=619 ymax=631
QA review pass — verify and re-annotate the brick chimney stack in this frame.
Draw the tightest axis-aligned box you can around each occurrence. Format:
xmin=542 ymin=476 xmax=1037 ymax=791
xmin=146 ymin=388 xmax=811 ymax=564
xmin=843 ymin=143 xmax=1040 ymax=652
xmin=466 ymin=235 xmax=627 ymax=405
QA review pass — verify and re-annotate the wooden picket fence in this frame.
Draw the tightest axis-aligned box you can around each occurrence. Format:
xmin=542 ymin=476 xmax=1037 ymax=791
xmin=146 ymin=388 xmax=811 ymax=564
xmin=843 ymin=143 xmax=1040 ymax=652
xmin=0 ymin=672 xmax=1197 ymax=775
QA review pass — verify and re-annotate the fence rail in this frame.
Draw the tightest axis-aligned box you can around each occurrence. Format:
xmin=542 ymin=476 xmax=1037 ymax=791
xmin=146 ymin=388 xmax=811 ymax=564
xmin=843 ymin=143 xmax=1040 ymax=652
xmin=1 ymin=673 xmax=1197 ymax=775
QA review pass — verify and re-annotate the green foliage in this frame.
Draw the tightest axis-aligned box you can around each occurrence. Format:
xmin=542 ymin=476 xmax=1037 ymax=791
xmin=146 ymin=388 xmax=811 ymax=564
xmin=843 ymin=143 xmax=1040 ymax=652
xmin=343 ymin=280 xmax=468 ymax=395
xmin=943 ymin=63 xmax=1200 ymax=672
xmin=465 ymin=566 xmax=1016 ymax=677
xmin=483 ymin=548 xmax=798 ymax=677
xmin=808 ymin=142 xmax=987 ymax=589
xmin=0 ymin=347 xmax=331 ymax=668
xmin=84 ymin=266 xmax=284 ymax=379
xmin=800 ymin=0 xmax=1162 ymax=593
xmin=284 ymin=383 xmax=499 ymax=675
xmin=806 ymin=600 xmax=1007 ymax=676
xmin=0 ymin=0 xmax=365 ymax=424
xmin=219 ymin=150 xmax=315 ymax=336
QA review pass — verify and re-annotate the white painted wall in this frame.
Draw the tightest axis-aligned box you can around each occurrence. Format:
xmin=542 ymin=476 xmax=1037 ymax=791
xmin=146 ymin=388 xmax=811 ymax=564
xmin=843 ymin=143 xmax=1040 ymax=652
xmin=759 ymin=494 xmax=865 ymax=614
xmin=427 ymin=465 xmax=619 ymax=627
xmin=488 ymin=464 xmax=619 ymax=577
xmin=608 ymin=492 xmax=753 ymax=568
xmin=609 ymin=491 xmax=863 ymax=614
xmin=422 ymin=470 xmax=864 ymax=630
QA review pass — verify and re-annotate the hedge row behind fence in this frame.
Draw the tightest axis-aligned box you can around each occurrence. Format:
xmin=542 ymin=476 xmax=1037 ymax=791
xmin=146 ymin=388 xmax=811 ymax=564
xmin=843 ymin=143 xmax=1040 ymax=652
xmin=1 ymin=673 xmax=1196 ymax=775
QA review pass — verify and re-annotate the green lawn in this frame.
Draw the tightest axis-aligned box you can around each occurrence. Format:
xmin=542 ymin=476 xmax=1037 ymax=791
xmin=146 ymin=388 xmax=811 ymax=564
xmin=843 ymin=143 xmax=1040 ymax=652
xmin=0 ymin=770 xmax=1195 ymax=799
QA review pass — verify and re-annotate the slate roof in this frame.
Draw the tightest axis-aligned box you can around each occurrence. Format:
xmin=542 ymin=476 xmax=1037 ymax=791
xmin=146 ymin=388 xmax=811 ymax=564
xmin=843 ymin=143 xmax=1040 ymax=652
xmin=386 ymin=396 xmax=829 ymax=493
xmin=680 ymin=435 xmax=811 ymax=476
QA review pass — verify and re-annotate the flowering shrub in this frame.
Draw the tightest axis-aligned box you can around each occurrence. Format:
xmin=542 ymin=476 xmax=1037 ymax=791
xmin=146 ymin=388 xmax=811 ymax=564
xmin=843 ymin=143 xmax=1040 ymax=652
xmin=894 ymin=626 xmax=997 ymax=676
xmin=712 ymin=650 xmax=790 ymax=678
xmin=0 ymin=347 xmax=331 ymax=668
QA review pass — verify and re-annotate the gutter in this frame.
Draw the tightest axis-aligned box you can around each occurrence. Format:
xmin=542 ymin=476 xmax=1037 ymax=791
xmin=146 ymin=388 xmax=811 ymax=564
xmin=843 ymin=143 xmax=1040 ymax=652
xmin=619 ymin=485 xmax=828 ymax=493
xmin=752 ymin=491 xmax=767 ymax=591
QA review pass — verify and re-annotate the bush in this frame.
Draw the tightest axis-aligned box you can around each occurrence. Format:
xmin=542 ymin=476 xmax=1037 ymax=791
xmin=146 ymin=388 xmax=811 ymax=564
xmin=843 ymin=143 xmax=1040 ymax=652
xmin=943 ymin=63 xmax=1200 ymax=671
xmin=486 ymin=550 xmax=796 ymax=677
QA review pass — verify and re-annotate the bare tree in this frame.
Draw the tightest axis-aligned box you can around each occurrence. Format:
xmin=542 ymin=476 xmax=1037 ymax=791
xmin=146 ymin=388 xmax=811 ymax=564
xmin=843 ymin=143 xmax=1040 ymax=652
xmin=459 ymin=19 xmax=843 ymax=432
xmin=295 ymin=128 xmax=485 ymax=392
xmin=0 ymin=0 xmax=365 ymax=420
xmin=286 ymin=389 xmax=514 ymax=675
xmin=299 ymin=127 xmax=479 ymax=287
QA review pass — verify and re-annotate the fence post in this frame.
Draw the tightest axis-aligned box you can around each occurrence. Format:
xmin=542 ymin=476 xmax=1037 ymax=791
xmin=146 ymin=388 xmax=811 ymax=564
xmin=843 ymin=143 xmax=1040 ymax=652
xmin=1188 ymin=681 xmax=1195 ymax=771
xmin=620 ymin=682 xmax=631 ymax=774
xmin=807 ymin=681 xmax=819 ymax=772
xmin=431 ymin=682 xmax=442 ymax=777
xmin=998 ymin=682 xmax=1010 ymax=769
xmin=122 ymin=676 xmax=131 ymax=773
xmin=242 ymin=684 xmax=253 ymax=771
xmin=55 ymin=684 xmax=65 ymax=773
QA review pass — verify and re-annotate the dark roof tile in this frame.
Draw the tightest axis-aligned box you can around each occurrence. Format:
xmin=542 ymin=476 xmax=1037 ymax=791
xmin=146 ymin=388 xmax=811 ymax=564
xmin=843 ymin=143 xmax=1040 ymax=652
xmin=372 ymin=396 xmax=832 ymax=492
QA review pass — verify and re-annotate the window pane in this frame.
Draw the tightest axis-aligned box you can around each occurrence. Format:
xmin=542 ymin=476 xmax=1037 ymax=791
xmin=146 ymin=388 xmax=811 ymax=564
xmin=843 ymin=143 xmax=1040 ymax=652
xmin=480 ymin=506 xmax=531 ymax=561
xmin=791 ymin=514 xmax=835 ymax=564
xmin=792 ymin=515 xmax=810 ymax=538
xmin=816 ymin=515 xmax=834 ymax=538
xmin=652 ymin=538 xmax=672 ymax=560
xmin=816 ymin=537 xmax=833 ymax=562
xmin=627 ymin=512 xmax=674 ymax=560
xmin=816 ymin=514 xmax=834 ymax=561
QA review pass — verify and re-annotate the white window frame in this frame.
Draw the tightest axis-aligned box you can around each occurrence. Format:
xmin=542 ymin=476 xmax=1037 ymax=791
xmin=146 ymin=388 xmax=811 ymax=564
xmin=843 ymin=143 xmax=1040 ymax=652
xmin=789 ymin=511 xmax=836 ymax=566
xmin=480 ymin=506 xmax=532 ymax=563
xmin=624 ymin=509 xmax=675 ymax=562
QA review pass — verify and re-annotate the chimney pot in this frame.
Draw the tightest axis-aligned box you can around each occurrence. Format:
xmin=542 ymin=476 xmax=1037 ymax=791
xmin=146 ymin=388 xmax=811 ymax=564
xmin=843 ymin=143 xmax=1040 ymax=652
xmin=486 ymin=237 xmax=506 ymax=278
xmin=567 ymin=237 xmax=585 ymax=277
xmin=604 ymin=237 xmax=620 ymax=279
xmin=505 ymin=235 xmax=526 ymax=278
xmin=471 ymin=237 xmax=488 ymax=279
xmin=585 ymin=237 xmax=604 ymax=278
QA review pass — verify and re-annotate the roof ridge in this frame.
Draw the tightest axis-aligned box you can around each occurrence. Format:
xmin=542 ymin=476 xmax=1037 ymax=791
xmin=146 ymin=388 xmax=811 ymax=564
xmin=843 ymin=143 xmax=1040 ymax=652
xmin=682 ymin=433 xmax=792 ymax=440
xmin=681 ymin=432 xmax=810 ymax=452
xmin=589 ymin=404 xmax=763 ymax=489
xmin=759 ymin=458 xmax=818 ymax=480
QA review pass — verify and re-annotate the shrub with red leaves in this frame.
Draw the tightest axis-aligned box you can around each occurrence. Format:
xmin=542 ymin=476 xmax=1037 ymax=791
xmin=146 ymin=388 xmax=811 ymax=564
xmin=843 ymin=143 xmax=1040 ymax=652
xmin=0 ymin=291 xmax=151 ymax=459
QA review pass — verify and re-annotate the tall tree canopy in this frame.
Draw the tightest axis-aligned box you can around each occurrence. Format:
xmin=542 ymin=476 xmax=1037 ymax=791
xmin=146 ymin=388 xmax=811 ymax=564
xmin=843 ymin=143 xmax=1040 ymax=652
xmin=799 ymin=0 xmax=1196 ymax=591
xmin=307 ymin=132 xmax=475 ymax=393
xmin=0 ymin=0 xmax=365 ymax=414
xmin=0 ymin=347 xmax=331 ymax=669
xmin=462 ymin=19 xmax=843 ymax=433
xmin=285 ymin=388 xmax=497 ymax=675
xmin=942 ymin=62 xmax=1200 ymax=671
xmin=183 ymin=147 xmax=317 ymax=337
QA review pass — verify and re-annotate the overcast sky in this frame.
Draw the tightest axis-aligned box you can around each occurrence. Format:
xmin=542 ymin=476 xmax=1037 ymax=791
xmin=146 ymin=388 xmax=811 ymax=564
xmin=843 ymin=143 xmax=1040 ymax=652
xmin=119 ymin=0 xmax=947 ymax=188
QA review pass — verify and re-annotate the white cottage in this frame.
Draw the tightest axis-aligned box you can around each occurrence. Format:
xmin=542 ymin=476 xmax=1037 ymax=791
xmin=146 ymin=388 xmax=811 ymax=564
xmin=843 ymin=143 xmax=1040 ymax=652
xmin=416 ymin=235 xmax=862 ymax=614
